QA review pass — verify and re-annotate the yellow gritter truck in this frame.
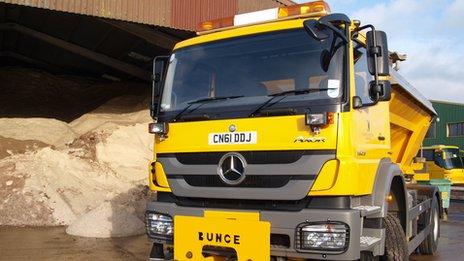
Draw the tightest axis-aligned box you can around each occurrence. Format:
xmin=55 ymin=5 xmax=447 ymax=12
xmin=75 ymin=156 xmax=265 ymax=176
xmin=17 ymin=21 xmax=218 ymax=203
xmin=418 ymin=145 xmax=464 ymax=184
xmin=146 ymin=1 xmax=440 ymax=260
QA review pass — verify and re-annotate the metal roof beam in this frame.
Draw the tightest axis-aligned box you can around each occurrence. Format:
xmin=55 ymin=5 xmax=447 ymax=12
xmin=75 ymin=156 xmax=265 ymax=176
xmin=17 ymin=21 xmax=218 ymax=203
xmin=0 ymin=50 xmax=63 ymax=72
xmin=100 ymin=19 xmax=179 ymax=50
xmin=0 ymin=22 xmax=151 ymax=81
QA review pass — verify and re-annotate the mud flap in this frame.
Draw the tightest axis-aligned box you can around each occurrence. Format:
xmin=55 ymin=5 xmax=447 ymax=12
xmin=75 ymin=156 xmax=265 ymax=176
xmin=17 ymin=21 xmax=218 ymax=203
xmin=174 ymin=211 xmax=270 ymax=261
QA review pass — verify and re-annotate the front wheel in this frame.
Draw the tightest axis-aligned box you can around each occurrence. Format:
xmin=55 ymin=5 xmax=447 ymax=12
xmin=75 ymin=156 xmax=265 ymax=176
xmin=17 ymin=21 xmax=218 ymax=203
xmin=361 ymin=213 xmax=408 ymax=261
xmin=360 ymin=251 xmax=379 ymax=261
xmin=149 ymin=243 xmax=173 ymax=260
xmin=384 ymin=213 xmax=409 ymax=261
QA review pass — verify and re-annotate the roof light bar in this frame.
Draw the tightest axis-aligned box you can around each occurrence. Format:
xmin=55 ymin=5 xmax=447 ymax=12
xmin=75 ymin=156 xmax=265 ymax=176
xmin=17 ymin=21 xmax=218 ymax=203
xmin=197 ymin=1 xmax=331 ymax=33
xmin=234 ymin=8 xmax=279 ymax=26
xmin=196 ymin=16 xmax=234 ymax=32
xmin=279 ymin=1 xmax=330 ymax=19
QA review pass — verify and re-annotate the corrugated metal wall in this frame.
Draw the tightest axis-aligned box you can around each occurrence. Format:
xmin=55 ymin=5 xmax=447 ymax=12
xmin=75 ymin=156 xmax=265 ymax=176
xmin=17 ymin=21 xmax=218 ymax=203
xmin=0 ymin=0 xmax=172 ymax=26
xmin=237 ymin=0 xmax=285 ymax=14
xmin=171 ymin=0 xmax=237 ymax=30
xmin=0 ymin=0 xmax=289 ymax=30
xmin=423 ymin=101 xmax=464 ymax=149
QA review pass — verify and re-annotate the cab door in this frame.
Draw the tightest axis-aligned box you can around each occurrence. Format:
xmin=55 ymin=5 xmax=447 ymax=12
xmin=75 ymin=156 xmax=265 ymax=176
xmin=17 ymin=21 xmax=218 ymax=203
xmin=347 ymin=43 xmax=390 ymax=194
xmin=351 ymin=45 xmax=390 ymax=161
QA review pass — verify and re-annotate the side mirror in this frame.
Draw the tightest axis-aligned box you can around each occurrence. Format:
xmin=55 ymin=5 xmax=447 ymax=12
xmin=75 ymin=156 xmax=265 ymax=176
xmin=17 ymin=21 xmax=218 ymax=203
xmin=369 ymin=80 xmax=391 ymax=102
xmin=304 ymin=14 xmax=350 ymax=72
xmin=151 ymin=55 xmax=169 ymax=118
xmin=303 ymin=14 xmax=350 ymax=42
xmin=303 ymin=19 xmax=330 ymax=41
xmin=366 ymin=30 xmax=389 ymax=76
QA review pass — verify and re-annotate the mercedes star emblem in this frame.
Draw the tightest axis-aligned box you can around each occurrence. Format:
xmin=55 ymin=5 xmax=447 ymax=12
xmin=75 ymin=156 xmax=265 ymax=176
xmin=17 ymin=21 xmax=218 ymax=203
xmin=217 ymin=152 xmax=246 ymax=185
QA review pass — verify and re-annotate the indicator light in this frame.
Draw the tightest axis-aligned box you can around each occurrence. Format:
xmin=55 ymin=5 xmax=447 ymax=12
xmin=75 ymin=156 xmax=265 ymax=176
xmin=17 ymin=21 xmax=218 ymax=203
xmin=387 ymin=194 xmax=393 ymax=202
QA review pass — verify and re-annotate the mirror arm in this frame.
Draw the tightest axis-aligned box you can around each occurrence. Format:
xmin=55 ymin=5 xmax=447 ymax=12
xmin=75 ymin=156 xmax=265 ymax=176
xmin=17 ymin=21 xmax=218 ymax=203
xmin=315 ymin=13 xmax=350 ymax=44
xmin=319 ymin=21 xmax=349 ymax=43
xmin=351 ymin=34 xmax=364 ymax=47
xmin=304 ymin=13 xmax=350 ymax=42
xmin=353 ymin=24 xmax=375 ymax=33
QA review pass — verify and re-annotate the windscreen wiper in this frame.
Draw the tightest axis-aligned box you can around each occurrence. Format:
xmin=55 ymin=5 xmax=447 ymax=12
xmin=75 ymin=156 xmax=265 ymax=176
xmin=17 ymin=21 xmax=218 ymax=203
xmin=269 ymin=89 xmax=331 ymax=96
xmin=249 ymin=88 xmax=331 ymax=117
xmin=173 ymin=95 xmax=244 ymax=121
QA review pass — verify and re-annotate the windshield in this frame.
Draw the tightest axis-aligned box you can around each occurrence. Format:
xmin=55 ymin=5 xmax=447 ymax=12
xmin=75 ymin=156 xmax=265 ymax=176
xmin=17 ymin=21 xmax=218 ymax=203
xmin=439 ymin=148 xmax=463 ymax=169
xmin=159 ymin=29 xmax=345 ymax=120
xmin=423 ymin=148 xmax=463 ymax=169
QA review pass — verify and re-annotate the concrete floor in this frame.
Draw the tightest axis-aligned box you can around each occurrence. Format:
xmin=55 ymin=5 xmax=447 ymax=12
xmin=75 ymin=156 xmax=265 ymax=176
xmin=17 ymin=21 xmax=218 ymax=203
xmin=1 ymin=202 xmax=464 ymax=261
xmin=0 ymin=227 xmax=152 ymax=260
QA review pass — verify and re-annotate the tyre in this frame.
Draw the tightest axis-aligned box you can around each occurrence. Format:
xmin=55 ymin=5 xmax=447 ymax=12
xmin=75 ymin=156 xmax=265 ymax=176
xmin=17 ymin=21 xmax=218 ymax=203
xmin=149 ymin=243 xmax=165 ymax=260
xmin=149 ymin=243 xmax=174 ymax=260
xmin=383 ymin=213 xmax=409 ymax=261
xmin=360 ymin=251 xmax=379 ymax=261
xmin=419 ymin=196 xmax=440 ymax=255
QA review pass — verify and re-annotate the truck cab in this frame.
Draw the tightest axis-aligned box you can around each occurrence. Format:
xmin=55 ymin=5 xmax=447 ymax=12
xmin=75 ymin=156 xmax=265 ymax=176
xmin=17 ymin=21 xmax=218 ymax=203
xmin=421 ymin=145 xmax=464 ymax=184
xmin=146 ymin=1 xmax=440 ymax=260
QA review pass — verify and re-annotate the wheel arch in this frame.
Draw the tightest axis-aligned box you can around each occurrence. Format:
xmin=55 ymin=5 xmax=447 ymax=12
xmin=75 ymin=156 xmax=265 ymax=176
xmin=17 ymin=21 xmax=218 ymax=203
xmin=388 ymin=176 xmax=408 ymax=232
xmin=363 ymin=158 xmax=409 ymax=232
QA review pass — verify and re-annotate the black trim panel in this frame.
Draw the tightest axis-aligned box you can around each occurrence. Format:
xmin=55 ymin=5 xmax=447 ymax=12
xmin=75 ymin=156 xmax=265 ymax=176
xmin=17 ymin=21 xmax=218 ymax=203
xmin=157 ymin=101 xmax=343 ymax=123
xmin=363 ymin=217 xmax=385 ymax=229
xmin=157 ymin=192 xmax=350 ymax=212
xmin=170 ymin=175 xmax=315 ymax=188
xmin=158 ymin=150 xmax=336 ymax=165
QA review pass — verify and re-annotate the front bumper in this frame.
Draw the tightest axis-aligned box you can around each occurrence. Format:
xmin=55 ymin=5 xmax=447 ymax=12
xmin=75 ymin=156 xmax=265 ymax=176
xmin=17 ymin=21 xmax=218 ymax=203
xmin=147 ymin=201 xmax=362 ymax=260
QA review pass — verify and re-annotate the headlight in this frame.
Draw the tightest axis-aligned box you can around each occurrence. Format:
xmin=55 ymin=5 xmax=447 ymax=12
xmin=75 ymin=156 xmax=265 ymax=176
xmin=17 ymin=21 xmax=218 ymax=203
xmin=146 ymin=212 xmax=173 ymax=242
xmin=305 ymin=113 xmax=327 ymax=126
xmin=296 ymin=222 xmax=349 ymax=253
xmin=304 ymin=112 xmax=334 ymax=134
xmin=148 ymin=122 xmax=169 ymax=135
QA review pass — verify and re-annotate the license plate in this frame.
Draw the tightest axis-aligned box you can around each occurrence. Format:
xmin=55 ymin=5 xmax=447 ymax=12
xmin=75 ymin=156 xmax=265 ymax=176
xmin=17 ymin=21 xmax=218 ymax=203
xmin=208 ymin=131 xmax=257 ymax=145
xmin=174 ymin=211 xmax=270 ymax=260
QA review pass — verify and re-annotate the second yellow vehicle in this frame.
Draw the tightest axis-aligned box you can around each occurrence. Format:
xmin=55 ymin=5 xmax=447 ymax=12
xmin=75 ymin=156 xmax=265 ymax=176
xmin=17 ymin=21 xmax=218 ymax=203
xmin=420 ymin=145 xmax=464 ymax=184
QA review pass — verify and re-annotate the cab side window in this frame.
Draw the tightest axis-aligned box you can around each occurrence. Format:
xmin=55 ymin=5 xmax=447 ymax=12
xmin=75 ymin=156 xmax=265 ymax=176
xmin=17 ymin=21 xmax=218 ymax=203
xmin=419 ymin=149 xmax=434 ymax=161
xmin=354 ymin=46 xmax=374 ymax=104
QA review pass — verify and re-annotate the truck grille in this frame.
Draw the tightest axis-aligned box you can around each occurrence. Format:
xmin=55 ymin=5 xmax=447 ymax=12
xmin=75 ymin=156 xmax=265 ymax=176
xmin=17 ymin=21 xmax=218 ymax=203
xmin=183 ymin=175 xmax=292 ymax=188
